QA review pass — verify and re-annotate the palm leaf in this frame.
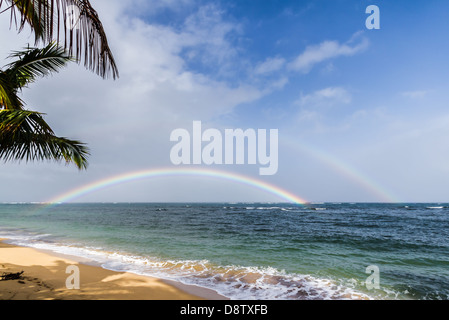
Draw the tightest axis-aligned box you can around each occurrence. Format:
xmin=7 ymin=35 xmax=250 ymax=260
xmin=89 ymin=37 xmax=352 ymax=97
xmin=0 ymin=109 xmax=89 ymax=169
xmin=4 ymin=0 xmax=48 ymax=41
xmin=5 ymin=42 xmax=73 ymax=90
xmin=0 ymin=71 xmax=24 ymax=109
xmin=1 ymin=0 xmax=119 ymax=79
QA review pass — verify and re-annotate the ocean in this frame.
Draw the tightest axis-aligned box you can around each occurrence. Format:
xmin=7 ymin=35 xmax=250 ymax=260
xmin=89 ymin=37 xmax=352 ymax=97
xmin=0 ymin=202 xmax=448 ymax=300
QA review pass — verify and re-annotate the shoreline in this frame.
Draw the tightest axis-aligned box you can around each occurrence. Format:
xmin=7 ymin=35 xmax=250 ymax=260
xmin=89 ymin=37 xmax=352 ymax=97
xmin=0 ymin=239 xmax=227 ymax=300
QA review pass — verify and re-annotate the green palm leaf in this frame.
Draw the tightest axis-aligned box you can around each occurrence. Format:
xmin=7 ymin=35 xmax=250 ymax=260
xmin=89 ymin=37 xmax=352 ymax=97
xmin=0 ymin=42 xmax=72 ymax=110
xmin=0 ymin=109 xmax=89 ymax=169
xmin=1 ymin=43 xmax=90 ymax=170
xmin=0 ymin=71 xmax=26 ymax=110
xmin=5 ymin=42 xmax=73 ymax=90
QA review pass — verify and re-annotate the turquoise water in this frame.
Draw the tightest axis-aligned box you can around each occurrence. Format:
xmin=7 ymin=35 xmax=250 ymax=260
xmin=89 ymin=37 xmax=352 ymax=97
xmin=1 ymin=203 xmax=448 ymax=300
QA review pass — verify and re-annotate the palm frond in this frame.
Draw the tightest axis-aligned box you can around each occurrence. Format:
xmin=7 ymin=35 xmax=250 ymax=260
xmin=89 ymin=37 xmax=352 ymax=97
xmin=0 ymin=109 xmax=89 ymax=169
xmin=5 ymin=42 xmax=73 ymax=89
xmin=1 ymin=0 xmax=119 ymax=79
xmin=5 ymin=0 xmax=48 ymax=41
xmin=69 ymin=0 xmax=118 ymax=79
xmin=0 ymin=71 xmax=24 ymax=109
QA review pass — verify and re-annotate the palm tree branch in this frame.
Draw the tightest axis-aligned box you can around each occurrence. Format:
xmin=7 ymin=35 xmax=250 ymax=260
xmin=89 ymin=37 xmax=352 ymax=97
xmin=0 ymin=71 xmax=24 ymax=109
xmin=0 ymin=109 xmax=54 ymax=134
xmin=5 ymin=42 xmax=73 ymax=89
xmin=1 ymin=0 xmax=119 ymax=79
xmin=0 ymin=109 xmax=89 ymax=169
xmin=9 ymin=0 xmax=48 ymax=41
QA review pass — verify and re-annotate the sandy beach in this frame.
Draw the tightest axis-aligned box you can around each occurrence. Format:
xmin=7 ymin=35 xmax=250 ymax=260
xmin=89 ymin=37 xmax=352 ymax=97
xmin=0 ymin=239 xmax=225 ymax=300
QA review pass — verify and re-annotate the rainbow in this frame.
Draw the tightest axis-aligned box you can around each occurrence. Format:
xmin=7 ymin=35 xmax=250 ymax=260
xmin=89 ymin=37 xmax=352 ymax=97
xmin=47 ymin=167 xmax=307 ymax=205
xmin=281 ymin=138 xmax=400 ymax=202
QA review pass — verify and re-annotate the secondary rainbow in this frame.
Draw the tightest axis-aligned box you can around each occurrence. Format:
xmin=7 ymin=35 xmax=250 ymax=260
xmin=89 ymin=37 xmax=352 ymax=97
xmin=281 ymin=138 xmax=400 ymax=202
xmin=47 ymin=167 xmax=307 ymax=205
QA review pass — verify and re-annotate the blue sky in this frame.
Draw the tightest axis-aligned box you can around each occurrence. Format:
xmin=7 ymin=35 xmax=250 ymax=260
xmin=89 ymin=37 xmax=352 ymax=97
xmin=1 ymin=0 xmax=449 ymax=203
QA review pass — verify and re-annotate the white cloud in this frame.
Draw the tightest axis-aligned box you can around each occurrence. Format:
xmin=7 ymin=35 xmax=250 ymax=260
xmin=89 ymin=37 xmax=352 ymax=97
xmin=181 ymin=4 xmax=242 ymax=68
xmin=288 ymin=35 xmax=369 ymax=73
xmin=254 ymin=57 xmax=286 ymax=75
xmin=296 ymin=87 xmax=352 ymax=107
xmin=270 ymin=77 xmax=289 ymax=90
xmin=248 ymin=33 xmax=369 ymax=91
